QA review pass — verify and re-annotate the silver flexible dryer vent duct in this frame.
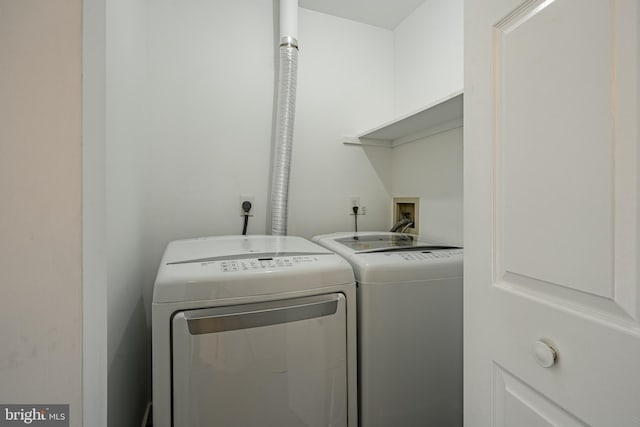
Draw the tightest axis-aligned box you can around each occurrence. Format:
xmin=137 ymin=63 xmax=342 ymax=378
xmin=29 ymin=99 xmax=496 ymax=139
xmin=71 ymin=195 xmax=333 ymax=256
xmin=270 ymin=3 xmax=299 ymax=236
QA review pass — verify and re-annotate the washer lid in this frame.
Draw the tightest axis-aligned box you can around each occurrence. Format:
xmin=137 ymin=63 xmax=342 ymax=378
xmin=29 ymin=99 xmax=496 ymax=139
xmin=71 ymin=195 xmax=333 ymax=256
xmin=312 ymin=232 xmax=463 ymax=283
xmin=313 ymin=232 xmax=460 ymax=255
xmin=153 ymin=235 xmax=355 ymax=303
xmin=333 ymin=234 xmax=459 ymax=253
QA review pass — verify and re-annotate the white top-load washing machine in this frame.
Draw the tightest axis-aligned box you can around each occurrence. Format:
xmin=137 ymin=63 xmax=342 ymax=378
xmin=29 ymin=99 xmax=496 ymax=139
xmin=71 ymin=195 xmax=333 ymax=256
xmin=152 ymin=235 xmax=358 ymax=427
xmin=312 ymin=232 xmax=463 ymax=427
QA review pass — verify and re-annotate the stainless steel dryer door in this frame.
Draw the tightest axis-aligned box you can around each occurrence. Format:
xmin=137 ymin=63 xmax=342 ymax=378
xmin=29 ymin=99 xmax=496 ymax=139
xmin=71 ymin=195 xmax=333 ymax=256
xmin=171 ymin=293 xmax=348 ymax=427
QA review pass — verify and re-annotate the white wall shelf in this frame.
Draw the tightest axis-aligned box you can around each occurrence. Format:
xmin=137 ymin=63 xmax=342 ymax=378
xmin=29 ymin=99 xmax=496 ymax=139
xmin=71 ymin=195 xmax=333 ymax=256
xmin=343 ymin=91 xmax=463 ymax=148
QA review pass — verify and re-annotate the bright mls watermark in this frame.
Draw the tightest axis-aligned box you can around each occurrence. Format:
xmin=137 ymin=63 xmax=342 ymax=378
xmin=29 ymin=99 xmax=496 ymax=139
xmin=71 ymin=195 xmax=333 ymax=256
xmin=0 ymin=405 xmax=68 ymax=426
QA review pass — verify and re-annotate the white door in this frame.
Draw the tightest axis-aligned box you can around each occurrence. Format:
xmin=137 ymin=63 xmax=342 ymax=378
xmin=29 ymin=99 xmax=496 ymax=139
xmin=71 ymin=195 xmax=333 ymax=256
xmin=464 ymin=0 xmax=640 ymax=426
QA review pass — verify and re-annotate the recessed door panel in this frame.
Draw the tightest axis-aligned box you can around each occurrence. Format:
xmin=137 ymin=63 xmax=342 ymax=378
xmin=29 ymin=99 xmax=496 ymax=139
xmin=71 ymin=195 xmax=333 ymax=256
xmin=493 ymin=365 xmax=586 ymax=427
xmin=496 ymin=0 xmax=613 ymax=299
xmin=492 ymin=0 xmax=640 ymax=321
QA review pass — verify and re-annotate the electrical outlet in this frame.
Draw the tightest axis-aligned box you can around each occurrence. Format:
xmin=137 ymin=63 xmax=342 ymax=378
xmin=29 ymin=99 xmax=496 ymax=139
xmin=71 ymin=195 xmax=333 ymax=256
xmin=349 ymin=196 xmax=360 ymax=215
xmin=239 ymin=194 xmax=255 ymax=216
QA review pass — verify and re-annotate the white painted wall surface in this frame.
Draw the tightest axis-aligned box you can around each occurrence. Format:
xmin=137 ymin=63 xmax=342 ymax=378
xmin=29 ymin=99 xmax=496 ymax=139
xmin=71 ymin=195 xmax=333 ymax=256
xmin=83 ymin=0 xmax=108 ymax=425
xmin=390 ymin=0 xmax=463 ymax=244
xmin=142 ymin=2 xmax=394 ymax=286
xmin=0 ymin=1 xmax=83 ymax=426
xmin=391 ymin=128 xmax=463 ymax=245
xmin=105 ymin=0 xmax=150 ymax=425
xmin=290 ymin=8 xmax=394 ymax=237
xmin=393 ymin=0 xmax=463 ymax=116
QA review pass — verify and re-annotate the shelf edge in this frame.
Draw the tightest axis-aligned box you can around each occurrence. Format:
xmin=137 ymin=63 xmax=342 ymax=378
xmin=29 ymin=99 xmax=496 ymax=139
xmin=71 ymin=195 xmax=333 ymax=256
xmin=343 ymin=136 xmax=392 ymax=147
xmin=391 ymin=118 xmax=463 ymax=148
xmin=357 ymin=90 xmax=463 ymax=139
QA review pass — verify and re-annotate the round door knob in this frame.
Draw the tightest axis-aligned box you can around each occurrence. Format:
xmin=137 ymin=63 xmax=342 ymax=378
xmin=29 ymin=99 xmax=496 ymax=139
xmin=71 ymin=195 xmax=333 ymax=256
xmin=532 ymin=340 xmax=558 ymax=368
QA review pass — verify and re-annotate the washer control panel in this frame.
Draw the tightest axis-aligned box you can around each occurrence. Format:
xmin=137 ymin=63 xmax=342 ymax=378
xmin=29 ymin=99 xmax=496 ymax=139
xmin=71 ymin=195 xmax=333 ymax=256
xmin=218 ymin=256 xmax=321 ymax=272
xmin=385 ymin=249 xmax=463 ymax=262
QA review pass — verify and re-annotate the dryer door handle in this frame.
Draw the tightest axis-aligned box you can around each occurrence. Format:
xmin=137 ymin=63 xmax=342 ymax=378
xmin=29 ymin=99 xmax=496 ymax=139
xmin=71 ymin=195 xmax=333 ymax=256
xmin=182 ymin=293 xmax=342 ymax=335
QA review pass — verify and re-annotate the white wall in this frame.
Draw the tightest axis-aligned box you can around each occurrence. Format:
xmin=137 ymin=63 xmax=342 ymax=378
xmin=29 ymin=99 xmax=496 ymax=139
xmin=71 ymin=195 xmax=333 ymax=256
xmin=105 ymin=0 xmax=149 ymax=425
xmin=83 ymin=0 xmax=108 ymax=424
xmin=391 ymin=128 xmax=463 ymax=245
xmin=0 ymin=1 xmax=83 ymax=426
xmin=140 ymin=1 xmax=394 ymax=285
xmin=391 ymin=0 xmax=464 ymax=244
xmin=105 ymin=0 xmax=151 ymax=427
xmin=394 ymin=0 xmax=463 ymax=116
xmin=290 ymin=8 xmax=394 ymax=237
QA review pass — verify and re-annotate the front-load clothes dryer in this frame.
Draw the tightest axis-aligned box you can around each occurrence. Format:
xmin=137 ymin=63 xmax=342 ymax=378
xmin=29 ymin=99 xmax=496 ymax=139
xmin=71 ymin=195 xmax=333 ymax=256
xmin=312 ymin=232 xmax=463 ymax=427
xmin=152 ymin=235 xmax=358 ymax=427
